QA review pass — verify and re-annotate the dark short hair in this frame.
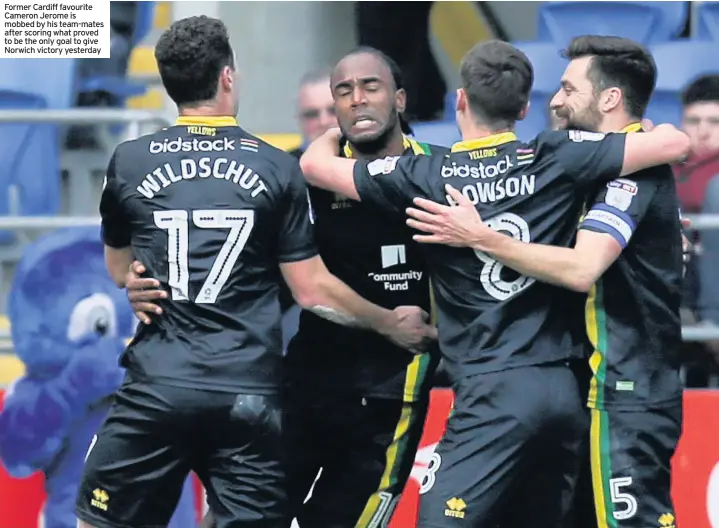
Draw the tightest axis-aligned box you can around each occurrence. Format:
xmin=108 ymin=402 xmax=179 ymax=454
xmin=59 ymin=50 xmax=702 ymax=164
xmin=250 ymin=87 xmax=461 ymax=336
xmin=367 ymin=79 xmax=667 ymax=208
xmin=563 ymin=35 xmax=656 ymax=119
xmin=338 ymin=46 xmax=413 ymax=134
xmin=459 ymin=40 xmax=533 ymax=130
xmin=681 ymin=74 xmax=719 ymax=107
xmin=154 ymin=16 xmax=235 ymax=107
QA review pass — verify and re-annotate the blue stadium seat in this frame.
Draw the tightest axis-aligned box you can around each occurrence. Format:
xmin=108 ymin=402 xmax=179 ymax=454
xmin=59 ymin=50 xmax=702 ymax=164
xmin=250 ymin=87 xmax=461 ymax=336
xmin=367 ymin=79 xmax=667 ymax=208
xmin=0 ymin=58 xmax=76 ymax=109
xmin=537 ymin=1 xmax=688 ymax=46
xmin=696 ymin=2 xmax=719 ymax=40
xmin=0 ymin=90 xmax=61 ymax=244
xmin=77 ymin=2 xmax=154 ymax=104
xmin=645 ymin=41 xmax=719 ymax=127
xmin=133 ymin=1 xmax=156 ymax=46
xmin=410 ymin=121 xmax=461 ymax=148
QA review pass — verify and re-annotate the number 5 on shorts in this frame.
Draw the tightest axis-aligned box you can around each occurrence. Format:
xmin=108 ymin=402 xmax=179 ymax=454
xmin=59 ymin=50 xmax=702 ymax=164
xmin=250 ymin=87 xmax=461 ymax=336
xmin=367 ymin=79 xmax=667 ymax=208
xmin=609 ymin=477 xmax=638 ymax=520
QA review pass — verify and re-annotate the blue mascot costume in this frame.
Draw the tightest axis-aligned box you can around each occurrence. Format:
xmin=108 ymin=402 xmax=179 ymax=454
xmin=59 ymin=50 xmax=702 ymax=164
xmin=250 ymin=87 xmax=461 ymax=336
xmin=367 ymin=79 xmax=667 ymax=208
xmin=0 ymin=227 xmax=197 ymax=528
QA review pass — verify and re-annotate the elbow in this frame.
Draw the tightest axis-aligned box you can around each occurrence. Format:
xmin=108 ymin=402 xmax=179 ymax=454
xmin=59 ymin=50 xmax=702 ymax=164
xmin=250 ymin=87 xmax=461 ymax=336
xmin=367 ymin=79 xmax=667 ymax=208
xmin=670 ymin=131 xmax=691 ymax=163
xmin=291 ymin=276 xmax=328 ymax=310
xmin=568 ymin=277 xmax=594 ymax=293
xmin=565 ymin=271 xmax=597 ymax=293
xmin=293 ymin=289 xmax=316 ymax=310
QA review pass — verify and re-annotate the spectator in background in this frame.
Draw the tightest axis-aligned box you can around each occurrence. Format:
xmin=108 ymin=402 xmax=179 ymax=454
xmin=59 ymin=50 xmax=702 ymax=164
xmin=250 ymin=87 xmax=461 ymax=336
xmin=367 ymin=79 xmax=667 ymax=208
xmin=289 ymin=68 xmax=337 ymax=160
xmin=683 ymin=75 xmax=719 ymax=369
xmin=674 ymin=75 xmax=719 ymax=213
xmin=67 ymin=1 xmax=140 ymax=149
xmin=355 ymin=2 xmax=446 ymax=122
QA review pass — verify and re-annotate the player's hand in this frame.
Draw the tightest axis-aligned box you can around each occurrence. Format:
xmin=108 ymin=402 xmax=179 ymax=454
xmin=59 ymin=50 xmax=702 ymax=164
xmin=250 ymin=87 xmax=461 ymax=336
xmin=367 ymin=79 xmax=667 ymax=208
xmin=384 ymin=306 xmax=437 ymax=354
xmin=321 ymin=127 xmax=344 ymax=155
xmin=125 ymin=260 xmax=167 ymax=324
xmin=406 ymin=184 xmax=486 ymax=247
xmin=640 ymin=118 xmax=654 ymax=131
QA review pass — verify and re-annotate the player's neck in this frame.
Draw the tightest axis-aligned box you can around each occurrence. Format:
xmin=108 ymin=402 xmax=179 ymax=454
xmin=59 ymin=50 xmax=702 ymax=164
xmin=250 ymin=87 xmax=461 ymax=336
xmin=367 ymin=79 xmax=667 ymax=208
xmin=460 ymin=121 xmax=513 ymax=141
xmin=177 ymin=103 xmax=235 ymax=118
xmin=599 ymin=113 xmax=638 ymax=134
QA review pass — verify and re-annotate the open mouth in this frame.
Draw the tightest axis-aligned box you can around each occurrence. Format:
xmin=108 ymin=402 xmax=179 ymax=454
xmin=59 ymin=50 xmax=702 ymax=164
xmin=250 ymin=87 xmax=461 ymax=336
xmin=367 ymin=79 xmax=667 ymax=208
xmin=353 ymin=116 xmax=378 ymax=130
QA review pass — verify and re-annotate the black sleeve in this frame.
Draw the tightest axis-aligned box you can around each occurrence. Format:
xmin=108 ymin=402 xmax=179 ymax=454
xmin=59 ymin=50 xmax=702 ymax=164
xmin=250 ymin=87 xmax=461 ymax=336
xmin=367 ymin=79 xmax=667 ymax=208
xmin=277 ymin=165 xmax=319 ymax=263
xmin=99 ymin=151 xmax=131 ymax=248
xmin=579 ymin=174 xmax=659 ymax=249
xmin=352 ymin=154 xmax=436 ymax=214
xmin=548 ymin=130 xmax=627 ymax=187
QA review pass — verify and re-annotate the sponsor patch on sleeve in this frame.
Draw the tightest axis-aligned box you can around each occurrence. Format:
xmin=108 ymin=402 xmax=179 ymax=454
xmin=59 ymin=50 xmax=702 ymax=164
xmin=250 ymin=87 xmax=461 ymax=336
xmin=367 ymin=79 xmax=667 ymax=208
xmin=568 ymin=130 xmax=606 ymax=142
xmin=367 ymin=156 xmax=400 ymax=177
xmin=605 ymin=178 xmax=637 ymax=211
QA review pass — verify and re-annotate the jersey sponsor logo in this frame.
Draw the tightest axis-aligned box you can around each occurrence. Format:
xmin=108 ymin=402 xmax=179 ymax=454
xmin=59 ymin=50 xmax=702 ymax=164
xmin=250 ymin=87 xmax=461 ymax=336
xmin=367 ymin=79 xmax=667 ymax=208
xmin=368 ymin=270 xmax=423 ymax=291
xmin=149 ymin=137 xmax=236 ymax=154
xmin=605 ymin=178 xmax=637 ymax=211
xmin=136 ymin=158 xmax=269 ymax=199
xmin=441 ymin=155 xmax=513 ymax=179
xmin=367 ymin=156 xmax=400 ymax=176
xmin=568 ymin=130 xmax=606 ymax=142
xmin=381 ymin=244 xmax=406 ymax=268
xmin=371 ymin=245 xmax=423 ymax=290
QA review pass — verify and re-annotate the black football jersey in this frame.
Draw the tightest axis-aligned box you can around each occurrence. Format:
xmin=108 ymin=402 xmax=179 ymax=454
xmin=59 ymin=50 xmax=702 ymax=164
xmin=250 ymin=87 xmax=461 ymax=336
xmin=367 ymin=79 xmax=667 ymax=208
xmin=100 ymin=116 xmax=317 ymax=393
xmin=580 ymin=123 xmax=683 ymax=410
xmin=287 ymin=136 xmax=445 ymax=401
xmin=353 ymin=130 xmax=627 ymax=383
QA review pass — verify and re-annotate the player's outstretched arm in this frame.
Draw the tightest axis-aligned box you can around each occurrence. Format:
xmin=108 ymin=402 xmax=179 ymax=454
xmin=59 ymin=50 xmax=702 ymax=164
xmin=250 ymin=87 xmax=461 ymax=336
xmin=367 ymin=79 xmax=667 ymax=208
xmin=280 ymin=255 xmax=437 ymax=353
xmin=300 ymin=128 xmax=361 ymax=201
xmin=407 ymin=185 xmax=618 ymax=292
xmin=620 ymin=124 xmax=690 ymax=176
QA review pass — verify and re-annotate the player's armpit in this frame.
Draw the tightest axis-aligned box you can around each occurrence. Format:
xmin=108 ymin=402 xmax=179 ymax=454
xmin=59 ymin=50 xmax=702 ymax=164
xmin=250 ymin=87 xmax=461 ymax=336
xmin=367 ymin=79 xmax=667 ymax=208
xmin=620 ymin=124 xmax=690 ymax=176
xmin=104 ymin=246 xmax=134 ymax=287
xmin=300 ymin=129 xmax=361 ymax=201
xmin=279 ymin=256 xmax=436 ymax=353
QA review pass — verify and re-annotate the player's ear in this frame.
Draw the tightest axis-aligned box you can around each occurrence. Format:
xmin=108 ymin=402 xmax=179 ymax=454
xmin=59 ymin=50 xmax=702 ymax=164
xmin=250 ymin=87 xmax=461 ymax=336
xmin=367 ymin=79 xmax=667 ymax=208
xmin=517 ymin=101 xmax=530 ymax=122
xmin=456 ymin=88 xmax=467 ymax=112
xmin=395 ymin=88 xmax=407 ymax=115
xmin=600 ymin=86 xmax=622 ymax=114
xmin=220 ymin=65 xmax=236 ymax=94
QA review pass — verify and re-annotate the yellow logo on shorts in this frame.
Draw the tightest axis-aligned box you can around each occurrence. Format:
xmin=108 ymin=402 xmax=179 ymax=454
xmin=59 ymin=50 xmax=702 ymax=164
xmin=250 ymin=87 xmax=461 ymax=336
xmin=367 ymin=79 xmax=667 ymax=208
xmin=444 ymin=497 xmax=466 ymax=519
xmin=91 ymin=488 xmax=109 ymax=511
xmin=658 ymin=513 xmax=675 ymax=528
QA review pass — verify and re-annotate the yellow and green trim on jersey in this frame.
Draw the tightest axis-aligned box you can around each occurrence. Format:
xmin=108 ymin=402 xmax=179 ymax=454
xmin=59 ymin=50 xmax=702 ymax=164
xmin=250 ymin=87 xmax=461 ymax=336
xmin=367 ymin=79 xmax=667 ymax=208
xmin=585 ymin=122 xmax=643 ymax=527
xmin=584 ymin=122 xmax=641 ymax=410
xmin=344 ymin=135 xmax=437 ymax=527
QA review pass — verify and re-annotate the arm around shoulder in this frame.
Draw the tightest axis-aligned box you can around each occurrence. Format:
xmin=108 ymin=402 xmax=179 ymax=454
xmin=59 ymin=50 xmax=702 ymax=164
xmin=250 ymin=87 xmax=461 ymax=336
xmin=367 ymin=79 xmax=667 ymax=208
xmin=621 ymin=124 xmax=690 ymax=176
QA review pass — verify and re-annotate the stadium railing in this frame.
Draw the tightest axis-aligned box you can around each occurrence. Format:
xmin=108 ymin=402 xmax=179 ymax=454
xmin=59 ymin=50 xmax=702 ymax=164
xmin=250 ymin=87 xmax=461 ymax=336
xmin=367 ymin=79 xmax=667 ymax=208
xmin=0 ymin=108 xmax=170 ymax=216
